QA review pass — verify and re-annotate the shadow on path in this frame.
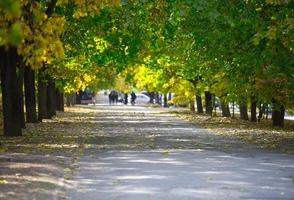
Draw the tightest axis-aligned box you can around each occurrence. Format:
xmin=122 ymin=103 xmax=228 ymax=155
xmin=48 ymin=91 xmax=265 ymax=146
xmin=67 ymin=104 xmax=294 ymax=200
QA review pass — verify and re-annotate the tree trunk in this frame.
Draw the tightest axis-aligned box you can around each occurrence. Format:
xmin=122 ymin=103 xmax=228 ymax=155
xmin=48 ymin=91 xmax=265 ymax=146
xmin=272 ymin=101 xmax=285 ymax=127
xmin=0 ymin=47 xmax=22 ymax=136
xmin=66 ymin=94 xmax=71 ymax=107
xmin=155 ymin=92 xmax=160 ymax=104
xmin=250 ymin=96 xmax=257 ymax=122
xmin=220 ymin=99 xmax=231 ymax=117
xmin=66 ymin=93 xmax=76 ymax=106
xmin=16 ymin=63 xmax=25 ymax=128
xmin=37 ymin=68 xmax=48 ymax=121
xmin=163 ymin=93 xmax=168 ymax=107
xmin=205 ymin=91 xmax=213 ymax=115
xmin=196 ymin=95 xmax=203 ymax=113
xmin=56 ymin=89 xmax=64 ymax=111
xmin=24 ymin=67 xmax=37 ymax=123
xmin=47 ymin=77 xmax=56 ymax=118
xmin=240 ymin=100 xmax=249 ymax=120
xmin=60 ymin=92 xmax=64 ymax=111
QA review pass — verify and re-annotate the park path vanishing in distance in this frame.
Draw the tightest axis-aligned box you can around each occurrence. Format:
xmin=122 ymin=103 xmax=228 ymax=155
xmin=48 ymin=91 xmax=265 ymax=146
xmin=66 ymin=96 xmax=294 ymax=200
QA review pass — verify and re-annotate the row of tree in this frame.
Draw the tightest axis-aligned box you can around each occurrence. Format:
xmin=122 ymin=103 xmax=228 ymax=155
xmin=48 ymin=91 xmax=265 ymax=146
xmin=0 ymin=0 xmax=120 ymax=137
xmin=121 ymin=0 xmax=294 ymax=127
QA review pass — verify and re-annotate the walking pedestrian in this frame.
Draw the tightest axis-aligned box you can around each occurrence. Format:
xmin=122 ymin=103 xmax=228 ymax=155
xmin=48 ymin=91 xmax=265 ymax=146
xmin=130 ymin=91 xmax=136 ymax=105
xmin=124 ymin=93 xmax=128 ymax=105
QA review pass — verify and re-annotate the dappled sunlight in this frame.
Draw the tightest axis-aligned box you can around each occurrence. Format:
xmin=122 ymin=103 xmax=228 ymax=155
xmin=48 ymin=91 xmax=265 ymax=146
xmin=191 ymin=171 xmax=234 ymax=175
xmin=0 ymin=153 xmax=74 ymax=200
xmin=244 ymin=168 xmax=272 ymax=172
xmin=211 ymin=180 xmax=253 ymax=186
xmin=116 ymin=175 xmax=168 ymax=180
xmin=3 ymin=162 xmax=59 ymax=171
xmin=116 ymin=187 xmax=159 ymax=194
xmin=1 ymin=105 xmax=293 ymax=199
xmin=259 ymin=162 xmax=293 ymax=168
xmin=100 ymin=186 xmax=160 ymax=195
xmin=169 ymin=188 xmax=219 ymax=196
xmin=127 ymin=159 xmax=188 ymax=165
xmin=69 ymin=150 xmax=294 ymax=199
xmin=1 ymin=0 xmax=293 ymax=198
xmin=165 ymin=138 xmax=192 ymax=142
xmin=2 ymin=174 xmax=66 ymax=187
xmin=177 ymin=110 xmax=294 ymax=153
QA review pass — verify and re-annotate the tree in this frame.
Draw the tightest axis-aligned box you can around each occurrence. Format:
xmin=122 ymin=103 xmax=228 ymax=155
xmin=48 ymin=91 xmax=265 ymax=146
xmin=0 ymin=0 xmax=120 ymax=135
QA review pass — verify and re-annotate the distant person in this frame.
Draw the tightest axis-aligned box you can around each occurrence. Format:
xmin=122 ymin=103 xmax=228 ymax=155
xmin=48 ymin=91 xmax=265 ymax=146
xmin=109 ymin=91 xmax=114 ymax=104
xmin=130 ymin=91 xmax=136 ymax=105
xmin=124 ymin=93 xmax=128 ymax=105
xmin=113 ymin=91 xmax=118 ymax=104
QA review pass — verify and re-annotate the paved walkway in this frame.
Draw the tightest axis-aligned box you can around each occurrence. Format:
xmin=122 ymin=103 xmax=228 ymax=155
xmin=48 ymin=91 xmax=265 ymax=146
xmin=67 ymin=102 xmax=294 ymax=200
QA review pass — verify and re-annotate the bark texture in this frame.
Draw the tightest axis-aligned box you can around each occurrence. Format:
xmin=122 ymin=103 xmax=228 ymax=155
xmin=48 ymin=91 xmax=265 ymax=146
xmin=0 ymin=47 xmax=22 ymax=136
xmin=205 ymin=91 xmax=213 ymax=114
xmin=196 ymin=95 xmax=203 ymax=113
xmin=24 ymin=67 xmax=37 ymax=123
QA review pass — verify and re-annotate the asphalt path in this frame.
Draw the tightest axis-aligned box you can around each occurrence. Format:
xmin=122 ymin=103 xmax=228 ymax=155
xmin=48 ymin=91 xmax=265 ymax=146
xmin=67 ymin=102 xmax=294 ymax=200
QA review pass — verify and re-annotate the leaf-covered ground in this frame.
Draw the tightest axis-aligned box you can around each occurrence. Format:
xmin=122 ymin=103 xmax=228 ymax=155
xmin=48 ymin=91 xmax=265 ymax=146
xmin=172 ymin=110 xmax=294 ymax=154
xmin=0 ymin=107 xmax=101 ymax=200
xmin=0 ymin=105 xmax=294 ymax=199
xmin=64 ymin=105 xmax=294 ymax=199
xmin=0 ymin=108 xmax=99 ymax=154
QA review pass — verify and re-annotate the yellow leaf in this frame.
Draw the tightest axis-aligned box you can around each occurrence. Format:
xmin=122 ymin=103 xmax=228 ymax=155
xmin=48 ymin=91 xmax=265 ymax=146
xmin=162 ymin=150 xmax=170 ymax=155
xmin=0 ymin=178 xmax=8 ymax=184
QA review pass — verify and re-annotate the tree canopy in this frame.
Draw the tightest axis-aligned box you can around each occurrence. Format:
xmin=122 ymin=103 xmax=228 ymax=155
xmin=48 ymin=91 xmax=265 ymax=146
xmin=0 ymin=0 xmax=293 ymax=133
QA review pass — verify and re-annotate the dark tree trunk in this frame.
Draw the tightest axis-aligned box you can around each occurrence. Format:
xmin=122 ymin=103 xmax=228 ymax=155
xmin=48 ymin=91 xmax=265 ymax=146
xmin=37 ymin=68 xmax=48 ymax=121
xmin=66 ymin=94 xmax=71 ymax=107
xmin=196 ymin=95 xmax=203 ymax=113
xmin=220 ymin=100 xmax=231 ymax=117
xmin=47 ymin=77 xmax=56 ymax=118
xmin=60 ymin=92 xmax=64 ymax=111
xmin=258 ymin=103 xmax=266 ymax=122
xmin=66 ymin=93 xmax=76 ymax=106
xmin=56 ymin=89 xmax=64 ymax=111
xmin=205 ymin=91 xmax=213 ymax=115
xmin=272 ymin=101 xmax=285 ymax=127
xmin=155 ymin=92 xmax=160 ymax=104
xmin=24 ymin=67 xmax=37 ymax=123
xmin=163 ymin=93 xmax=168 ymax=107
xmin=0 ymin=47 xmax=22 ymax=136
xmin=250 ymin=96 xmax=257 ymax=122
xmin=16 ymin=63 xmax=25 ymax=128
xmin=240 ymin=100 xmax=249 ymax=120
